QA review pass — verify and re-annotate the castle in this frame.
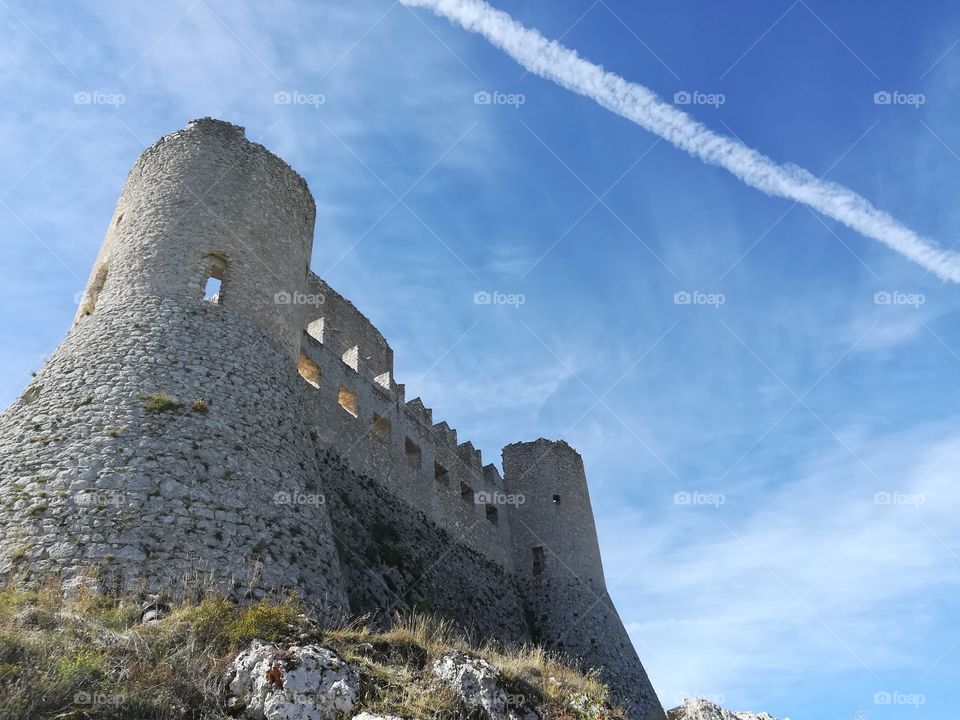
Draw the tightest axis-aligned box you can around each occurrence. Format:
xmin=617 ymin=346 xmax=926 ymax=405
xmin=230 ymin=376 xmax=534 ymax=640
xmin=0 ymin=118 xmax=663 ymax=719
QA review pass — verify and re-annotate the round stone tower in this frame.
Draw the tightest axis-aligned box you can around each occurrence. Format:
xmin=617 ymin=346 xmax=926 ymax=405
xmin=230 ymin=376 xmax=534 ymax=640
xmin=503 ymin=439 xmax=664 ymax=720
xmin=0 ymin=119 xmax=348 ymax=612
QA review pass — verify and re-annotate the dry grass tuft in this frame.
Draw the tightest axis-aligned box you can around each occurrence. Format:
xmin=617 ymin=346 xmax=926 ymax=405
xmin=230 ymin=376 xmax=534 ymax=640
xmin=0 ymin=581 xmax=622 ymax=720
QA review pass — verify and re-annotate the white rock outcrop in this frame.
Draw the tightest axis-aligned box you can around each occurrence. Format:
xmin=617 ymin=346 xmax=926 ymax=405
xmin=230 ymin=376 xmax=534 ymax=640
xmin=432 ymin=652 xmax=537 ymax=720
xmin=228 ymin=640 xmax=358 ymax=720
xmin=669 ymin=697 xmax=784 ymax=720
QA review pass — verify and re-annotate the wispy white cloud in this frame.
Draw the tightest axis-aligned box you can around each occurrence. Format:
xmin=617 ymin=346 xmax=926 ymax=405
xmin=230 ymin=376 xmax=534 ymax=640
xmin=401 ymin=0 xmax=960 ymax=283
xmin=605 ymin=424 xmax=960 ymax=708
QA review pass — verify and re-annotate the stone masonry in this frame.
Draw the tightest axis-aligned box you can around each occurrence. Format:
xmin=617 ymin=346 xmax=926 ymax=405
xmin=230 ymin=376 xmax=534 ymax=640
xmin=0 ymin=118 xmax=664 ymax=719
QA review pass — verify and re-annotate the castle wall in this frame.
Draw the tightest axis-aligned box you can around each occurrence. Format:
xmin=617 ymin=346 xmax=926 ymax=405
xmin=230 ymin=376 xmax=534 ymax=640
xmin=303 ymin=274 xmax=394 ymax=386
xmin=0 ymin=119 xmax=347 ymax=613
xmin=0 ymin=296 xmax=347 ymax=612
xmin=503 ymin=439 xmax=606 ymax=588
xmin=76 ymin=118 xmax=315 ymax=361
xmin=0 ymin=118 xmax=663 ymax=719
xmin=522 ymin=577 xmax=664 ymax=720
xmin=316 ymin=448 xmax=530 ymax=645
xmin=297 ymin=333 xmax=514 ymax=569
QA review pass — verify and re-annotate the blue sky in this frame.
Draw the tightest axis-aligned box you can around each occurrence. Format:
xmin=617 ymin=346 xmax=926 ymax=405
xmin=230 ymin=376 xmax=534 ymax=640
xmin=2 ymin=1 xmax=960 ymax=717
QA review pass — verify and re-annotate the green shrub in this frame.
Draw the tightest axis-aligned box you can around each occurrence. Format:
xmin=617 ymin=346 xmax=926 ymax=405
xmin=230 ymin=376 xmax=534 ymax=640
xmin=139 ymin=393 xmax=182 ymax=413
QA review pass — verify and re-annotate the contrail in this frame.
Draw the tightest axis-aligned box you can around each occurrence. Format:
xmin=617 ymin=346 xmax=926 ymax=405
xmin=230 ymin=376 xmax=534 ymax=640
xmin=402 ymin=0 xmax=960 ymax=282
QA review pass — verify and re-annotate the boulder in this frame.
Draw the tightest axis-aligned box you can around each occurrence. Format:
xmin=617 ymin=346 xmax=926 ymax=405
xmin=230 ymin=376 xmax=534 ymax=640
xmin=228 ymin=640 xmax=358 ymax=720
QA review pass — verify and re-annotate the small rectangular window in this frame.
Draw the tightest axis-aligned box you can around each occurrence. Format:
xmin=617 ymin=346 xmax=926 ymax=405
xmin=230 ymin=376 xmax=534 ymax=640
xmin=372 ymin=413 xmax=391 ymax=441
xmin=460 ymin=482 xmax=473 ymax=504
xmin=338 ymin=386 xmax=359 ymax=418
xmin=405 ymin=437 xmax=422 ymax=468
xmin=203 ymin=277 xmax=222 ymax=301
xmin=533 ymin=546 xmax=545 ymax=576
xmin=202 ymin=254 xmax=227 ymax=303
xmin=434 ymin=462 xmax=449 ymax=485
xmin=486 ymin=504 xmax=498 ymax=525
xmin=552 ymin=494 xmax=561 ymax=505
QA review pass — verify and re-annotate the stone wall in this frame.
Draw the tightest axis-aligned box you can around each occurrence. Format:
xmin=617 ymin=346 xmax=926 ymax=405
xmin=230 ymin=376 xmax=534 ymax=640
xmin=523 ymin=576 xmax=665 ymax=720
xmin=0 ymin=117 xmax=664 ymax=718
xmin=317 ymin=448 xmax=530 ymax=646
xmin=0 ymin=295 xmax=347 ymax=615
xmin=297 ymin=328 xmax=514 ymax=569
xmin=503 ymin=439 xmax=607 ymax=587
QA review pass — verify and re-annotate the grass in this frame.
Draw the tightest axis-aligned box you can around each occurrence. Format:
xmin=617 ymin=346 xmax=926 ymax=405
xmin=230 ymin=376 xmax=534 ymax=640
xmin=139 ymin=393 xmax=183 ymax=414
xmin=0 ymin=581 xmax=624 ymax=720
xmin=139 ymin=393 xmax=211 ymax=416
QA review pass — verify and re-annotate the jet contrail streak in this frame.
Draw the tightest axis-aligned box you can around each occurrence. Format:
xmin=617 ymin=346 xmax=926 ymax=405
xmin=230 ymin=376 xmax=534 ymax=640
xmin=402 ymin=0 xmax=960 ymax=282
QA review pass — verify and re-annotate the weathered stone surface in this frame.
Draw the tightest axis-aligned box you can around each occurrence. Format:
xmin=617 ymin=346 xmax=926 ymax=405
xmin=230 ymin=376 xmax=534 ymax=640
xmin=432 ymin=652 xmax=538 ymax=720
xmin=228 ymin=640 xmax=358 ymax=720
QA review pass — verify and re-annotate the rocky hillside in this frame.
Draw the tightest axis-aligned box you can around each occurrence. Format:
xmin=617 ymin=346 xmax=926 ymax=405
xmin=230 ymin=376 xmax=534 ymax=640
xmin=668 ymin=698 xmax=783 ymax=720
xmin=0 ymin=581 xmax=627 ymax=719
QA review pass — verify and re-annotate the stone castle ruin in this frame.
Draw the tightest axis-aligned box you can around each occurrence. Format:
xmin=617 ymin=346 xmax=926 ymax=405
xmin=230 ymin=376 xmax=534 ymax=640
xmin=0 ymin=118 xmax=663 ymax=719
